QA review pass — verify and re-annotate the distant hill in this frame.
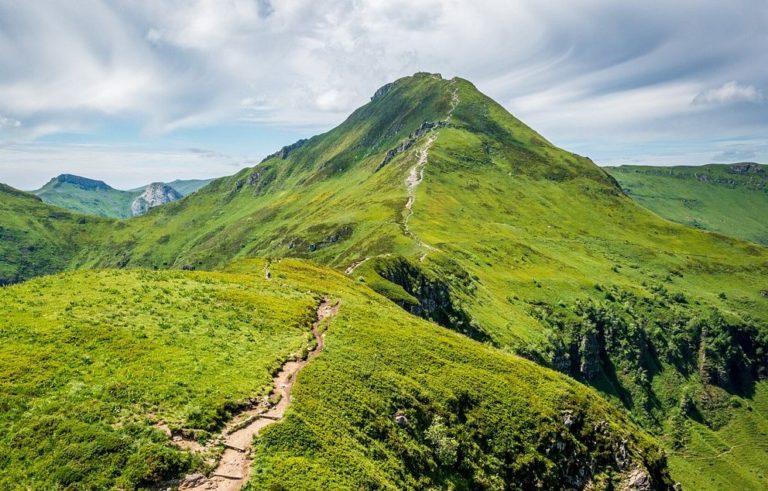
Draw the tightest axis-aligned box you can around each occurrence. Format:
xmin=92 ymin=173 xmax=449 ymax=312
xmin=32 ymin=174 xmax=137 ymax=218
xmin=0 ymin=183 xmax=109 ymax=284
xmin=606 ymin=163 xmax=768 ymax=245
xmin=32 ymin=174 xmax=214 ymax=218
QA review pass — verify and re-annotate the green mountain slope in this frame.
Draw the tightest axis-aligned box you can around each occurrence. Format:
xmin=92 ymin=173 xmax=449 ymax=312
xmin=33 ymin=174 xmax=138 ymax=218
xmin=2 ymin=73 xmax=768 ymax=488
xmin=0 ymin=266 xmax=316 ymax=488
xmin=32 ymin=174 xmax=214 ymax=218
xmin=0 ymin=183 xmax=109 ymax=284
xmin=667 ymin=380 xmax=768 ymax=490
xmin=0 ymin=259 xmax=672 ymax=490
xmin=605 ymin=163 xmax=768 ymax=246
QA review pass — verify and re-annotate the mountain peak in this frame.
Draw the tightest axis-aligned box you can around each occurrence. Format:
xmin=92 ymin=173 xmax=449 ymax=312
xmin=370 ymin=72 xmax=448 ymax=101
xmin=49 ymin=174 xmax=112 ymax=191
xmin=251 ymin=72 xmax=611 ymax=192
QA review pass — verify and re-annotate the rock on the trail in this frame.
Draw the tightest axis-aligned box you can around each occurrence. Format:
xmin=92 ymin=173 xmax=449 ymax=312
xmin=179 ymin=473 xmax=207 ymax=488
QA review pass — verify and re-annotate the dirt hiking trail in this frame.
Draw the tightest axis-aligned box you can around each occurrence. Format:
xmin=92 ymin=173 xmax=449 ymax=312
xmin=402 ymin=81 xmax=459 ymax=261
xmin=177 ymin=298 xmax=340 ymax=490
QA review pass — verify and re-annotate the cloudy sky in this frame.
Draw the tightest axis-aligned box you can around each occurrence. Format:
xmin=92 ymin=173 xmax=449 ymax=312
xmin=0 ymin=0 xmax=766 ymax=189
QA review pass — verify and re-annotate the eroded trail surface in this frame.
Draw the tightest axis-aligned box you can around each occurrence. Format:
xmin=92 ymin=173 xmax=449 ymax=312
xmin=402 ymin=82 xmax=459 ymax=261
xmin=180 ymin=298 xmax=340 ymax=491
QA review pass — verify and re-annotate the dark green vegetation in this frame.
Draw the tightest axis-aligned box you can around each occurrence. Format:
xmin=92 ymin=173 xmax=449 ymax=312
xmin=0 ymin=260 xmax=673 ymax=489
xmin=32 ymin=174 xmax=213 ymax=218
xmin=2 ymin=73 xmax=768 ymax=488
xmin=606 ymin=163 xmax=768 ymax=245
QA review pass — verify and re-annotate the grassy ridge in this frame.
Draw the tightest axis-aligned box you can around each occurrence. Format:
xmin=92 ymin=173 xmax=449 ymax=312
xmin=0 ymin=260 xmax=673 ymax=489
xmin=231 ymin=259 xmax=672 ymax=490
xmin=0 ymin=266 xmax=316 ymax=489
xmin=606 ymin=163 xmax=768 ymax=245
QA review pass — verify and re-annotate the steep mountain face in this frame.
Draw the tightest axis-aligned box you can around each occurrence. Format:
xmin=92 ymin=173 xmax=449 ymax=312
xmin=2 ymin=73 xmax=768 ymax=488
xmin=32 ymin=175 xmax=213 ymax=218
xmin=130 ymin=182 xmax=183 ymax=216
xmin=607 ymin=163 xmax=768 ymax=245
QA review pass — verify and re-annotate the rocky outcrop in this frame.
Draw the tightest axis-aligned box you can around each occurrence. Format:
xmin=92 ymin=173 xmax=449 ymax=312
xmin=620 ymin=468 xmax=653 ymax=491
xmin=261 ymin=138 xmax=308 ymax=162
xmin=394 ymin=413 xmax=409 ymax=428
xmin=579 ymin=329 xmax=602 ymax=381
xmin=375 ymin=121 xmax=450 ymax=172
xmin=130 ymin=183 xmax=182 ymax=216
xmin=372 ymin=256 xmax=490 ymax=342
xmin=537 ymin=410 xmax=672 ymax=490
xmin=371 ymin=82 xmax=394 ymax=101
xmin=729 ymin=162 xmax=764 ymax=175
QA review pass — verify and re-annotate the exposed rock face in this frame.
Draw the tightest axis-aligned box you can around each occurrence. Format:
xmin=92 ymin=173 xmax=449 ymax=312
xmin=130 ymin=183 xmax=182 ymax=216
xmin=373 ymin=256 xmax=490 ymax=342
xmin=375 ymin=120 xmax=450 ymax=171
xmin=579 ymin=330 xmax=601 ymax=381
xmin=729 ymin=162 xmax=764 ymax=174
xmin=561 ymin=410 xmax=577 ymax=429
xmin=620 ymin=468 xmax=652 ymax=491
xmin=261 ymin=138 xmax=308 ymax=162
xmin=371 ymin=82 xmax=394 ymax=100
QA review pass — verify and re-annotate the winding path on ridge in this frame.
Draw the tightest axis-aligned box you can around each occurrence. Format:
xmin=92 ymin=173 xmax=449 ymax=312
xmin=345 ymin=81 xmax=459 ymax=272
xmin=179 ymin=298 xmax=340 ymax=491
xmin=402 ymin=133 xmax=438 ymax=248
xmin=401 ymin=82 xmax=459 ymax=262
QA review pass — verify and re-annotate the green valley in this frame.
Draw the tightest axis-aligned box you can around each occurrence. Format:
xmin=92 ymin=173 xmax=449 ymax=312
xmin=606 ymin=163 xmax=768 ymax=246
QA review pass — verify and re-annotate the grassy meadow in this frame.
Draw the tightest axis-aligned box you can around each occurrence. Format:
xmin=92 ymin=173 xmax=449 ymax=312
xmin=0 ymin=266 xmax=316 ymax=489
